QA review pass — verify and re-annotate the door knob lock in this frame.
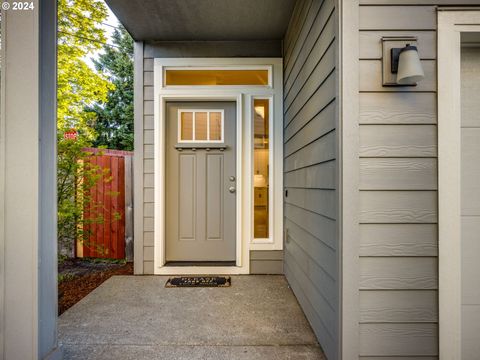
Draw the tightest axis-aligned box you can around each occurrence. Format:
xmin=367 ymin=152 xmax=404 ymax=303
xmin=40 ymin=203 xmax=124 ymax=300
xmin=229 ymin=186 xmax=236 ymax=193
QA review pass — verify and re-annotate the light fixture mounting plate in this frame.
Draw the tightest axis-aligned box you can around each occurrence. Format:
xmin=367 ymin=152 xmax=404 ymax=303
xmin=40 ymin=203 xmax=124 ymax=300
xmin=381 ymin=36 xmax=418 ymax=86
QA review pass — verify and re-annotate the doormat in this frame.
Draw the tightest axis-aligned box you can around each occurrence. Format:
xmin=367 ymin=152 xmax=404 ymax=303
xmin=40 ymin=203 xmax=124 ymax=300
xmin=165 ymin=276 xmax=231 ymax=288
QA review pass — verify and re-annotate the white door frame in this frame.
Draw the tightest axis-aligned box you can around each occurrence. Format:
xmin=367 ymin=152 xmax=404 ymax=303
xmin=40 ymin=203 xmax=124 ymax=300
xmin=438 ymin=9 xmax=480 ymax=359
xmin=155 ymin=93 xmax=246 ymax=274
xmin=152 ymin=58 xmax=283 ymax=275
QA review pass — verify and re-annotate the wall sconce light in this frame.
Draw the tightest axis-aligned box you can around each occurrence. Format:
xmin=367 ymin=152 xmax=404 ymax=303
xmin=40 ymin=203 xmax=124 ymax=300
xmin=382 ymin=37 xmax=424 ymax=86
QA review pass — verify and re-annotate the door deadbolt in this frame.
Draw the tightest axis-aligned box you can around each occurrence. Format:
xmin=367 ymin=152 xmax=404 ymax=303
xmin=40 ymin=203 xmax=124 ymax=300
xmin=229 ymin=186 xmax=236 ymax=193
xmin=229 ymin=176 xmax=236 ymax=182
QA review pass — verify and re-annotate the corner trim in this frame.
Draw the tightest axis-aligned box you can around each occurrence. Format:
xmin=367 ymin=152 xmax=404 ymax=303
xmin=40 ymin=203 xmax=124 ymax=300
xmin=338 ymin=0 xmax=360 ymax=358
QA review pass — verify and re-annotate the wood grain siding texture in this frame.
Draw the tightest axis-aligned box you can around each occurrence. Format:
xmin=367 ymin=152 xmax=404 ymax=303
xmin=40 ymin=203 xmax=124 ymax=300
xmin=358 ymin=3 xmax=439 ymax=358
xmin=249 ymin=251 xmax=283 ymax=274
xmin=283 ymin=1 xmax=339 ymax=358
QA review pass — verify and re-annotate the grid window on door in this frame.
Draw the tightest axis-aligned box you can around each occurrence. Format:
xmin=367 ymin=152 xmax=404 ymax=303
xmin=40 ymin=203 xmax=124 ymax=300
xmin=178 ymin=110 xmax=224 ymax=143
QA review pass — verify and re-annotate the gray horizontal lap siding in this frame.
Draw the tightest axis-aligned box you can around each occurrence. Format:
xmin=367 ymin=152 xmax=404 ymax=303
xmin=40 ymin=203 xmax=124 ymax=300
xmin=282 ymin=0 xmax=339 ymax=359
xmin=358 ymin=3 xmax=439 ymax=359
xmin=250 ymin=251 xmax=283 ymax=274
xmin=142 ymin=51 xmax=154 ymax=274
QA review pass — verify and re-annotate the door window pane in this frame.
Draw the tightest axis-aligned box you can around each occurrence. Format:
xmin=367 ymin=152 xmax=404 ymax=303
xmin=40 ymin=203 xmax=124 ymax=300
xmin=209 ymin=112 xmax=222 ymax=141
xmin=195 ymin=112 xmax=208 ymax=141
xmin=180 ymin=112 xmax=193 ymax=141
xmin=178 ymin=110 xmax=224 ymax=143
xmin=253 ymin=99 xmax=270 ymax=239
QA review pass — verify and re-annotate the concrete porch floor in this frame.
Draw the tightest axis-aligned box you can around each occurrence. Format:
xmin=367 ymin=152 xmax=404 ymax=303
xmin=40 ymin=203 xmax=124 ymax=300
xmin=59 ymin=275 xmax=326 ymax=360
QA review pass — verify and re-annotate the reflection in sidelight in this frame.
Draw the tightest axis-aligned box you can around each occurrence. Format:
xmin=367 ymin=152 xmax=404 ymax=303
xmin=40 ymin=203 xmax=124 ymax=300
xmin=253 ymin=99 xmax=270 ymax=239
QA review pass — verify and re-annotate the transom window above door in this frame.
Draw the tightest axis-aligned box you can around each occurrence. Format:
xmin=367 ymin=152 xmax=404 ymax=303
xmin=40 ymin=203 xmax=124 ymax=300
xmin=165 ymin=68 xmax=271 ymax=87
xmin=178 ymin=110 xmax=224 ymax=143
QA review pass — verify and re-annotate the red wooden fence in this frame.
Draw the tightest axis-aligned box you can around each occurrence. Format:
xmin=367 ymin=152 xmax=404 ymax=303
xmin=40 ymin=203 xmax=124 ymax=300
xmin=76 ymin=148 xmax=133 ymax=260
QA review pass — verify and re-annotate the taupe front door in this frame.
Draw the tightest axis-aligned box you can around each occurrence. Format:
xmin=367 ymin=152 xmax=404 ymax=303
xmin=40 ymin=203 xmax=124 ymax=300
xmin=166 ymin=102 xmax=236 ymax=262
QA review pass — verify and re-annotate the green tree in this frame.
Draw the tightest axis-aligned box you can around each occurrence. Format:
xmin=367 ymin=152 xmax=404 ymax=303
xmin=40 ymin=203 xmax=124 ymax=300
xmin=57 ymin=0 xmax=113 ymax=140
xmin=88 ymin=25 xmax=134 ymax=150
xmin=57 ymin=0 xmax=115 ymax=256
xmin=57 ymin=140 xmax=109 ymax=249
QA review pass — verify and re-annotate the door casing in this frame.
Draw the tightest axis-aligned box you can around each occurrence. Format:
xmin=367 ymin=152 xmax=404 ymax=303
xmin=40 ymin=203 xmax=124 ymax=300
xmin=438 ymin=9 xmax=480 ymax=360
xmin=154 ymin=93 xmax=246 ymax=274
xmin=165 ymin=102 xmax=237 ymax=262
xmin=153 ymin=58 xmax=284 ymax=275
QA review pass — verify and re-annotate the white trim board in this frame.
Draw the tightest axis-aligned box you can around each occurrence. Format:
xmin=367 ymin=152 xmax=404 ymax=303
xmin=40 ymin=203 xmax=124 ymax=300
xmin=339 ymin=0 xmax=360 ymax=359
xmin=153 ymin=58 xmax=283 ymax=275
xmin=437 ymin=9 xmax=480 ymax=360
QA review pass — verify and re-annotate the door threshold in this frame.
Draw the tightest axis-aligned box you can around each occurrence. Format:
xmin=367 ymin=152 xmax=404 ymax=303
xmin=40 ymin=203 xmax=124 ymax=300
xmin=165 ymin=261 xmax=236 ymax=267
xmin=155 ymin=264 xmax=249 ymax=275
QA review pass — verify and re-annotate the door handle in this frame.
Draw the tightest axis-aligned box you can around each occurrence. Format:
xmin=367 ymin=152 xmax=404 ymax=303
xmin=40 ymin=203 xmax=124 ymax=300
xmin=229 ymin=186 xmax=236 ymax=193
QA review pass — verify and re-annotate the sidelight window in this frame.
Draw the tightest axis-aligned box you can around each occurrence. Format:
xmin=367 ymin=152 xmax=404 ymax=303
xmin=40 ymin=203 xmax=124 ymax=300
xmin=253 ymin=99 xmax=271 ymax=239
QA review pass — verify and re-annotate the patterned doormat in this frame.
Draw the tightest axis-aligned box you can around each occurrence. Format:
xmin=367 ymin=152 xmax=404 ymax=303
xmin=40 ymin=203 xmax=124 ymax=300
xmin=165 ymin=276 xmax=231 ymax=288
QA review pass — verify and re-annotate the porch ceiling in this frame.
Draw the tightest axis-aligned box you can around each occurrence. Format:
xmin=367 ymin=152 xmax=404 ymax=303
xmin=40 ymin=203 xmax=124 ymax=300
xmin=105 ymin=0 xmax=297 ymax=41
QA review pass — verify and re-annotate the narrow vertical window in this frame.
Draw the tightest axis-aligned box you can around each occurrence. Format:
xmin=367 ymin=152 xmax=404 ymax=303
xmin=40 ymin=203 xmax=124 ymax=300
xmin=180 ymin=112 xmax=193 ymax=141
xmin=209 ymin=112 xmax=222 ymax=141
xmin=195 ymin=112 xmax=208 ymax=141
xmin=253 ymin=99 xmax=270 ymax=239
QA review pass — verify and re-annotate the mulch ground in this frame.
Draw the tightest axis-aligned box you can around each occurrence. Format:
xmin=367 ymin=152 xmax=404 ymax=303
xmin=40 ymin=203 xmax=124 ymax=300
xmin=58 ymin=259 xmax=133 ymax=315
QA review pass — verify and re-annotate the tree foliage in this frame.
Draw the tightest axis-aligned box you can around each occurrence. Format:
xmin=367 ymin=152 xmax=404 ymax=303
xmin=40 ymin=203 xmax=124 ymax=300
xmin=57 ymin=0 xmax=113 ymax=140
xmin=57 ymin=0 xmax=118 ymax=256
xmin=57 ymin=140 xmax=109 ymax=251
xmin=88 ymin=25 xmax=134 ymax=150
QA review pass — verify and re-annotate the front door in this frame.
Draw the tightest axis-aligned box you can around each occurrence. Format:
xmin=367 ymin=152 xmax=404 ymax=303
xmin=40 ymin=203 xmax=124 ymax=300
xmin=166 ymin=102 xmax=236 ymax=262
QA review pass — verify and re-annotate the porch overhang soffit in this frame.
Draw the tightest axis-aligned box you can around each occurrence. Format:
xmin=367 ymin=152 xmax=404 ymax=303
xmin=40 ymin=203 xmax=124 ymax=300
xmin=105 ymin=0 xmax=297 ymax=42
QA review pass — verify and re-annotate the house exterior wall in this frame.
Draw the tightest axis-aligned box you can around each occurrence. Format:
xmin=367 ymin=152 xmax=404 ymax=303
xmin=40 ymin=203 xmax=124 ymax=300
xmin=282 ymin=0 xmax=340 ymax=358
xmin=356 ymin=1 xmax=479 ymax=358
xmin=357 ymin=3 xmax=439 ymax=358
xmin=134 ymin=41 xmax=283 ymax=274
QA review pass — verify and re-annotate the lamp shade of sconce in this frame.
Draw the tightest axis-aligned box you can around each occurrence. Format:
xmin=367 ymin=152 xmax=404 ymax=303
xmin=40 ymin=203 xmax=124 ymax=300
xmin=396 ymin=45 xmax=424 ymax=85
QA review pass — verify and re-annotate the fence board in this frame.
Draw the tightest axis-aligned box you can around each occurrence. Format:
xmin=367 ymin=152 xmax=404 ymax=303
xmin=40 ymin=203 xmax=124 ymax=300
xmin=78 ymin=149 xmax=133 ymax=260
xmin=118 ymin=157 xmax=126 ymax=259
xmin=104 ymin=156 xmax=112 ymax=257
xmin=125 ymin=156 xmax=134 ymax=261
xmin=111 ymin=156 xmax=119 ymax=258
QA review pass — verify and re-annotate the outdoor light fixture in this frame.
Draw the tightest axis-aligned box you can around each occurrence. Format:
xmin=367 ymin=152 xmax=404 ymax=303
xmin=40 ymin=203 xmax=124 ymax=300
xmin=393 ymin=45 xmax=424 ymax=85
xmin=382 ymin=37 xmax=424 ymax=86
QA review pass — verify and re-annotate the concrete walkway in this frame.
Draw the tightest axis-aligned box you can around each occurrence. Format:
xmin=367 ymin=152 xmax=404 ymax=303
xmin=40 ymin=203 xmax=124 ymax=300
xmin=59 ymin=275 xmax=325 ymax=359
